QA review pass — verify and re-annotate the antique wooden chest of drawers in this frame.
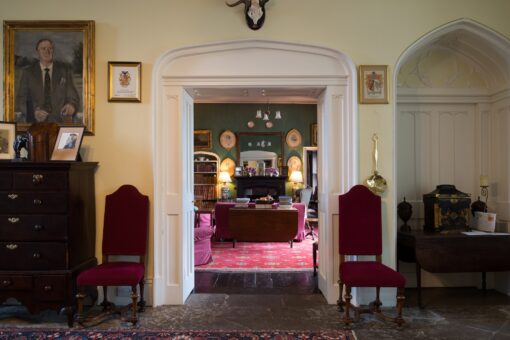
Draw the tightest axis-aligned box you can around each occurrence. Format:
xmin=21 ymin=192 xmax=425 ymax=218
xmin=0 ymin=161 xmax=97 ymax=326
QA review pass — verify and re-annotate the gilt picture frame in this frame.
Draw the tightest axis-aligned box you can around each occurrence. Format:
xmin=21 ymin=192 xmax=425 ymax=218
xmin=359 ymin=65 xmax=388 ymax=104
xmin=0 ymin=121 xmax=16 ymax=160
xmin=108 ymin=61 xmax=141 ymax=102
xmin=311 ymin=123 xmax=317 ymax=146
xmin=194 ymin=129 xmax=212 ymax=150
xmin=3 ymin=20 xmax=95 ymax=134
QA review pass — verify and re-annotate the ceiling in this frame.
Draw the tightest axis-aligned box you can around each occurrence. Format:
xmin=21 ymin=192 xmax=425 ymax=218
xmin=187 ymin=87 xmax=324 ymax=104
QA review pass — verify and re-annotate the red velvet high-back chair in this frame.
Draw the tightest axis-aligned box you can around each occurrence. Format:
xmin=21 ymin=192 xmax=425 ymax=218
xmin=338 ymin=185 xmax=405 ymax=326
xmin=74 ymin=185 xmax=149 ymax=326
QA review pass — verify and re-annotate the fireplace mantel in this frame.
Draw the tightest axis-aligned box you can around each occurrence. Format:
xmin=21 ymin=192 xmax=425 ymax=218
xmin=235 ymin=176 xmax=287 ymax=200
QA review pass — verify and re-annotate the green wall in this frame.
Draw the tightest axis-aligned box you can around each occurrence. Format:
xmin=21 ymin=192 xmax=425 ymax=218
xmin=194 ymin=103 xmax=317 ymax=166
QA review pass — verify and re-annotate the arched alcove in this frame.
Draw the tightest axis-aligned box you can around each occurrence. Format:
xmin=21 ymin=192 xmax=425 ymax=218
xmin=151 ymin=40 xmax=359 ymax=305
xmin=394 ymin=19 xmax=510 ymax=293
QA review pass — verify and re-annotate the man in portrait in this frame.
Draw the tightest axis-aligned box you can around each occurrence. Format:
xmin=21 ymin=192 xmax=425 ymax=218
xmin=63 ymin=133 xmax=78 ymax=149
xmin=15 ymin=38 xmax=80 ymax=124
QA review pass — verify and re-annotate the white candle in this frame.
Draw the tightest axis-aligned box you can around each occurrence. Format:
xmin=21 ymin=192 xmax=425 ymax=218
xmin=480 ymin=175 xmax=489 ymax=187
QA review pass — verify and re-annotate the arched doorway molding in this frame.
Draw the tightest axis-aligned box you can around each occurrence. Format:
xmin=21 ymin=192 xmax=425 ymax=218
xmin=393 ymin=19 xmax=510 ymax=292
xmin=151 ymin=40 xmax=358 ymax=306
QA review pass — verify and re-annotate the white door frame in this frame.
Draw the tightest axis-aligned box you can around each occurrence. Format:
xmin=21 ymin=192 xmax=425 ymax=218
xmin=151 ymin=40 xmax=358 ymax=305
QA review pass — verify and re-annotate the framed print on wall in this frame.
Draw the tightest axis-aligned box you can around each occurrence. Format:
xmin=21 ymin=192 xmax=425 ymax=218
xmin=50 ymin=126 xmax=85 ymax=161
xmin=108 ymin=61 xmax=142 ymax=102
xmin=194 ymin=129 xmax=212 ymax=150
xmin=359 ymin=65 xmax=388 ymax=104
xmin=311 ymin=123 xmax=317 ymax=146
xmin=3 ymin=20 xmax=95 ymax=134
xmin=0 ymin=122 xmax=16 ymax=160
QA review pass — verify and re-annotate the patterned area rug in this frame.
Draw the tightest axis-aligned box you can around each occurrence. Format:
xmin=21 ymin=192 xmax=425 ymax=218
xmin=195 ymin=236 xmax=316 ymax=271
xmin=0 ymin=328 xmax=354 ymax=339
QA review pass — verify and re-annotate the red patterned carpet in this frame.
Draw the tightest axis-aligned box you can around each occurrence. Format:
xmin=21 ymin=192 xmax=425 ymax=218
xmin=195 ymin=236 xmax=316 ymax=271
xmin=0 ymin=328 xmax=354 ymax=339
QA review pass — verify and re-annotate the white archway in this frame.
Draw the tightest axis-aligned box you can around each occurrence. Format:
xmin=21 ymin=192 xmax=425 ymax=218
xmin=151 ymin=40 xmax=358 ymax=306
xmin=393 ymin=19 xmax=510 ymax=293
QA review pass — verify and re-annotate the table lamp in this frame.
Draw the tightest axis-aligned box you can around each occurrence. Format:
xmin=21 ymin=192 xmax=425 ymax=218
xmin=219 ymin=171 xmax=232 ymax=200
xmin=289 ymin=170 xmax=303 ymax=201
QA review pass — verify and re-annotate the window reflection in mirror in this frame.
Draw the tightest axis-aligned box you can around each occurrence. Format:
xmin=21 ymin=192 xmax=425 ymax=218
xmin=236 ymin=132 xmax=284 ymax=169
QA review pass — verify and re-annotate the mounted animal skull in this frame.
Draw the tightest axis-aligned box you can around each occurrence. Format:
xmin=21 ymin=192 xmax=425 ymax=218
xmin=226 ymin=0 xmax=270 ymax=30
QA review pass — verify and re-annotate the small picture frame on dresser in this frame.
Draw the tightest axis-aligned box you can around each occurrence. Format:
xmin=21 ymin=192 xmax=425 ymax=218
xmin=0 ymin=121 xmax=16 ymax=160
xmin=51 ymin=126 xmax=85 ymax=161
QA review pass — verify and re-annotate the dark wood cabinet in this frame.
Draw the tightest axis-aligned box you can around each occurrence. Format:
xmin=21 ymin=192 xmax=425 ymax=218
xmin=0 ymin=161 xmax=97 ymax=326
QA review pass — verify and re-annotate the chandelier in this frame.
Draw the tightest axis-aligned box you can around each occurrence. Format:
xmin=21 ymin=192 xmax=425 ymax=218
xmin=255 ymin=100 xmax=281 ymax=129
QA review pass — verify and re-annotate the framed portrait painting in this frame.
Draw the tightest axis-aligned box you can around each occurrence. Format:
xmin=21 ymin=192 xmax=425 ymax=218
xmin=194 ymin=130 xmax=212 ymax=150
xmin=3 ymin=20 xmax=95 ymax=134
xmin=50 ymin=126 xmax=85 ymax=161
xmin=0 ymin=122 xmax=16 ymax=160
xmin=359 ymin=65 xmax=388 ymax=104
xmin=108 ymin=61 xmax=141 ymax=102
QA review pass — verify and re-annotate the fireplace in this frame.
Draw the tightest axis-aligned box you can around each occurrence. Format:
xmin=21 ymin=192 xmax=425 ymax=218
xmin=234 ymin=176 xmax=287 ymax=200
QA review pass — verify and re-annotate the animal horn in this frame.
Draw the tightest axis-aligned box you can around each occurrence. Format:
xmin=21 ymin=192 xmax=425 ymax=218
xmin=226 ymin=0 xmax=248 ymax=7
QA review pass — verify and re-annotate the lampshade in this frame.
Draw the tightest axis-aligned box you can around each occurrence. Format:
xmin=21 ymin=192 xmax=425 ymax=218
xmin=480 ymin=175 xmax=489 ymax=187
xmin=219 ymin=171 xmax=232 ymax=184
xmin=289 ymin=171 xmax=303 ymax=183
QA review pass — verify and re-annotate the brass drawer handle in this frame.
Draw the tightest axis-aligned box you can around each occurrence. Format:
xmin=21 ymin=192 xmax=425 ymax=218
xmin=7 ymin=194 xmax=18 ymax=200
xmin=7 ymin=217 xmax=20 ymax=224
xmin=43 ymin=285 xmax=53 ymax=292
xmin=6 ymin=244 xmax=18 ymax=250
xmin=33 ymin=252 xmax=41 ymax=259
xmin=32 ymin=174 xmax=44 ymax=184
xmin=33 ymin=199 xmax=42 ymax=205
xmin=1 ymin=279 xmax=11 ymax=287
xmin=34 ymin=224 xmax=44 ymax=231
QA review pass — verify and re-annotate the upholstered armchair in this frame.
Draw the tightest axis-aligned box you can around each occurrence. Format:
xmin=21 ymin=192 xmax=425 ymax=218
xmin=194 ymin=213 xmax=214 ymax=266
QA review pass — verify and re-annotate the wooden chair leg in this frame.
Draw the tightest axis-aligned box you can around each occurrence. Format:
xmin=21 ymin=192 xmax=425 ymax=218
xmin=395 ymin=287 xmax=406 ymax=326
xmin=337 ymin=279 xmax=344 ymax=312
xmin=373 ymin=287 xmax=382 ymax=312
xmin=130 ymin=285 xmax=139 ymax=325
xmin=74 ymin=287 xmax=86 ymax=325
xmin=138 ymin=279 xmax=146 ymax=312
xmin=343 ymin=285 xmax=353 ymax=326
xmin=100 ymin=286 xmax=111 ymax=310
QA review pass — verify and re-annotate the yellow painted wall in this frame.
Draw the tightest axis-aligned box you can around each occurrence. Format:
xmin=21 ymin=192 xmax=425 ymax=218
xmin=1 ymin=0 xmax=510 ymax=284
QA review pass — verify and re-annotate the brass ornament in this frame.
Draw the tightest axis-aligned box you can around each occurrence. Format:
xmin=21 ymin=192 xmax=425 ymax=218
xmin=365 ymin=134 xmax=387 ymax=194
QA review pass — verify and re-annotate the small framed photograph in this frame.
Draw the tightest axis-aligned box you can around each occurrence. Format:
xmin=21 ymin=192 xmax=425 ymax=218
xmin=50 ymin=126 xmax=85 ymax=161
xmin=0 ymin=122 xmax=16 ymax=160
xmin=311 ymin=123 xmax=317 ymax=146
xmin=235 ymin=166 xmax=243 ymax=176
xmin=108 ymin=61 xmax=142 ymax=102
xmin=194 ymin=129 xmax=212 ymax=150
xmin=359 ymin=65 xmax=388 ymax=104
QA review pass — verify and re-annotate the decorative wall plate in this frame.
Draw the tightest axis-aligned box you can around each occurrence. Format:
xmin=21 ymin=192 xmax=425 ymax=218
xmin=287 ymin=156 xmax=302 ymax=172
xmin=220 ymin=157 xmax=236 ymax=176
xmin=247 ymin=121 xmax=255 ymax=128
xmin=219 ymin=130 xmax=236 ymax=150
xmin=265 ymin=121 xmax=273 ymax=129
xmin=286 ymin=129 xmax=302 ymax=148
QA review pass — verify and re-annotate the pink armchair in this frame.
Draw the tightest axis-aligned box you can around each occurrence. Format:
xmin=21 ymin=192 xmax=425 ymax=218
xmin=213 ymin=201 xmax=305 ymax=242
xmin=194 ymin=213 xmax=214 ymax=266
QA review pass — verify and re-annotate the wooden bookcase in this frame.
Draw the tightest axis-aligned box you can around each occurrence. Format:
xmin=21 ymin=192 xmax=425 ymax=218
xmin=193 ymin=151 xmax=220 ymax=208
